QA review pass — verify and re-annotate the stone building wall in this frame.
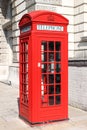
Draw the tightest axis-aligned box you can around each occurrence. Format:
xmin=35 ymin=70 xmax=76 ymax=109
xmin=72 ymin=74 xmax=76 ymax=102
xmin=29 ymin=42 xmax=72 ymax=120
xmin=0 ymin=0 xmax=12 ymax=80
xmin=69 ymin=65 xmax=87 ymax=111
xmin=74 ymin=0 xmax=87 ymax=59
xmin=68 ymin=0 xmax=87 ymax=111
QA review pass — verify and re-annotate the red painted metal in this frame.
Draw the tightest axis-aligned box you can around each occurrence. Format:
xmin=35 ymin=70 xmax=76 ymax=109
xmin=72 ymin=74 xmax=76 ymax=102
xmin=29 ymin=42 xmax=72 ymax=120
xmin=19 ymin=10 xmax=69 ymax=125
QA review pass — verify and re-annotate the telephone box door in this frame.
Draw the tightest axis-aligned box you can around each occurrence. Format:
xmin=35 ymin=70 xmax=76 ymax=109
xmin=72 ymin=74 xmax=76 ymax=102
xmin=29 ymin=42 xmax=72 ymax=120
xmin=19 ymin=38 xmax=29 ymax=119
xmin=37 ymin=36 xmax=68 ymax=121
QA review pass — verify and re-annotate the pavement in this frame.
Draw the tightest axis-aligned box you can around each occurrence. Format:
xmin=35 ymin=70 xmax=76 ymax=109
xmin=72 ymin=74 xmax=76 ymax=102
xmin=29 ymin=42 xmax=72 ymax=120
xmin=0 ymin=82 xmax=87 ymax=130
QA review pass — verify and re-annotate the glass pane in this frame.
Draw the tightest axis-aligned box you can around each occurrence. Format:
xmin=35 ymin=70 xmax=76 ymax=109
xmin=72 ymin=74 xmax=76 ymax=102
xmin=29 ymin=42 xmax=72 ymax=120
xmin=49 ymin=41 xmax=54 ymax=51
xmin=24 ymin=64 xmax=26 ymax=72
xmin=49 ymin=85 xmax=54 ymax=94
xmin=41 ymin=85 xmax=47 ymax=94
xmin=41 ymin=41 xmax=47 ymax=51
xmin=56 ymin=85 xmax=61 ymax=94
xmin=25 ymin=53 xmax=28 ymax=62
xmin=49 ymin=96 xmax=54 ymax=105
xmin=41 ymin=52 xmax=47 ymax=62
xmin=49 ymin=74 xmax=54 ymax=84
xmin=49 ymin=52 xmax=54 ymax=61
xmin=26 ymin=85 xmax=28 ymax=92
xmin=42 ymin=95 xmax=48 ymax=103
xmin=56 ymin=64 xmax=61 ymax=72
xmin=56 ymin=96 xmax=61 ymax=104
xmin=41 ymin=64 xmax=47 ymax=73
xmin=41 ymin=74 xmax=47 ymax=84
xmin=56 ymin=52 xmax=60 ymax=61
xmin=24 ymin=73 xmax=28 ymax=83
xmin=25 ymin=43 xmax=28 ymax=51
xmin=48 ymin=63 xmax=54 ymax=73
xmin=55 ymin=41 xmax=60 ymax=51
xmin=56 ymin=74 xmax=61 ymax=83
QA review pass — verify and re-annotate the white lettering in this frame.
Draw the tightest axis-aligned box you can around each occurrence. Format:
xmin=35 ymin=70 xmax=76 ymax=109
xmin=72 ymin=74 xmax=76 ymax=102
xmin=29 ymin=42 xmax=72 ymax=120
xmin=37 ymin=25 xmax=64 ymax=31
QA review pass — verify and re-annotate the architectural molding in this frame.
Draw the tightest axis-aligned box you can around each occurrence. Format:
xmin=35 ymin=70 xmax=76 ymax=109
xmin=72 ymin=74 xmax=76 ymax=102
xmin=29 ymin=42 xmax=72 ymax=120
xmin=26 ymin=0 xmax=61 ymax=6
xmin=69 ymin=59 xmax=87 ymax=66
xmin=2 ymin=20 xmax=12 ymax=30
xmin=81 ymin=36 xmax=87 ymax=42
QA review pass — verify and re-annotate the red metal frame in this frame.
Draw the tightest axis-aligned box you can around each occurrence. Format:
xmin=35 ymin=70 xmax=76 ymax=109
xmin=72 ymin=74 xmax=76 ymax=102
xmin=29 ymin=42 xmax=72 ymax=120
xmin=19 ymin=10 xmax=69 ymax=124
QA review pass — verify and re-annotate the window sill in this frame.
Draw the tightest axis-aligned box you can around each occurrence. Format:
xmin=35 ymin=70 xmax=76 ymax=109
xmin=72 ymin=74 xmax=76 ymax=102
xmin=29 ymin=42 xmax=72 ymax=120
xmin=81 ymin=36 xmax=87 ymax=42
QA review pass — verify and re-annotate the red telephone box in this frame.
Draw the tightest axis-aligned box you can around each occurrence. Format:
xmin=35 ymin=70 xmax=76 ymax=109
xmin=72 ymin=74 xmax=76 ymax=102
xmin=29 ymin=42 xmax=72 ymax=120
xmin=19 ymin=10 xmax=69 ymax=124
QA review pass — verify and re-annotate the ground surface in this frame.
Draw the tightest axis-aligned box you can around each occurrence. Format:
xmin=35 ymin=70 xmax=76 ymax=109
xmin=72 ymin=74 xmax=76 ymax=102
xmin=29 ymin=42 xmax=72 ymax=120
xmin=0 ymin=82 xmax=87 ymax=130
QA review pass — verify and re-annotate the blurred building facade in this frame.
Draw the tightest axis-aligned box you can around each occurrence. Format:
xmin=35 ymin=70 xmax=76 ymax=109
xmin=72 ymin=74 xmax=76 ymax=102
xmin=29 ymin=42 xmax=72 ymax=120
xmin=0 ymin=0 xmax=87 ymax=110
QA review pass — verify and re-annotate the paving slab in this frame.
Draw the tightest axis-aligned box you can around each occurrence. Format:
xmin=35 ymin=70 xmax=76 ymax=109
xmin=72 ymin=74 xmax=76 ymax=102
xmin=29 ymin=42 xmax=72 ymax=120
xmin=0 ymin=82 xmax=87 ymax=130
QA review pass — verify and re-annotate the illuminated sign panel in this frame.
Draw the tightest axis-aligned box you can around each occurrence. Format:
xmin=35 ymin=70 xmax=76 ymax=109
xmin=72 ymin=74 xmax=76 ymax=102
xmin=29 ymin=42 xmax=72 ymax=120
xmin=37 ymin=25 xmax=64 ymax=31
xmin=21 ymin=26 xmax=31 ymax=33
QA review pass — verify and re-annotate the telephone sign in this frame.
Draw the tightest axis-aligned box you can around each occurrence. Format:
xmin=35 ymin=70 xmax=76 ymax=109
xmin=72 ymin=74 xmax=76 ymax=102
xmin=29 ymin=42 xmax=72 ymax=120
xmin=19 ymin=10 xmax=69 ymax=125
xmin=21 ymin=26 xmax=31 ymax=33
xmin=37 ymin=25 xmax=64 ymax=31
